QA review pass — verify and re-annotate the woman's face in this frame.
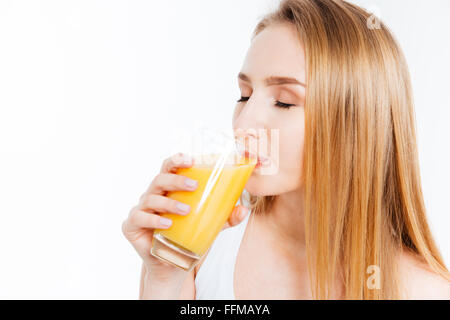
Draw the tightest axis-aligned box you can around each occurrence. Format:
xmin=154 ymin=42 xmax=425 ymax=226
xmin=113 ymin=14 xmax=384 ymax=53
xmin=232 ymin=22 xmax=306 ymax=196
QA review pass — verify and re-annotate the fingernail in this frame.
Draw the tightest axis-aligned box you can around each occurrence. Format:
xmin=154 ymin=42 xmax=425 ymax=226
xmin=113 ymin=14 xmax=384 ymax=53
xmin=185 ymin=178 xmax=198 ymax=189
xmin=240 ymin=207 xmax=248 ymax=219
xmin=159 ymin=217 xmax=172 ymax=228
xmin=176 ymin=202 xmax=190 ymax=214
xmin=172 ymin=153 xmax=184 ymax=165
xmin=182 ymin=155 xmax=192 ymax=165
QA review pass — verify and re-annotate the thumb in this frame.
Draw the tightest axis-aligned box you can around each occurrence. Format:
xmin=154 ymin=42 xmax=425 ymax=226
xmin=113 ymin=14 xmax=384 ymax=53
xmin=222 ymin=205 xmax=249 ymax=230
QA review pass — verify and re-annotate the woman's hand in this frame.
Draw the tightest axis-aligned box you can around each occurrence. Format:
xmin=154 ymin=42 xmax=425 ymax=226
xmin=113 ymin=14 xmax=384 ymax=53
xmin=122 ymin=152 xmax=250 ymax=286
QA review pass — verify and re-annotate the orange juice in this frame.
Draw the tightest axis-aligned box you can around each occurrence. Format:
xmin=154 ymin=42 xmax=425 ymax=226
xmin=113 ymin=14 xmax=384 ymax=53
xmin=154 ymin=154 xmax=256 ymax=257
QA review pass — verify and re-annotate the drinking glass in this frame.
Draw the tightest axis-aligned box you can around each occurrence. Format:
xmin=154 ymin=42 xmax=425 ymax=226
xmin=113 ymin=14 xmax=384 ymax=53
xmin=151 ymin=128 xmax=256 ymax=271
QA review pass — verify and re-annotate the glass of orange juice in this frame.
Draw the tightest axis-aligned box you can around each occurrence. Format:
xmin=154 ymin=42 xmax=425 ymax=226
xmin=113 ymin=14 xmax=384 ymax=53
xmin=151 ymin=130 xmax=256 ymax=271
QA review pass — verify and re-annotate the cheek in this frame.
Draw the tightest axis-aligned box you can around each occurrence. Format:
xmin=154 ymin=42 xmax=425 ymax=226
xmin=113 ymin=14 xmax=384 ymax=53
xmin=244 ymin=123 xmax=305 ymax=196
xmin=279 ymin=124 xmax=304 ymax=171
xmin=275 ymin=116 xmax=305 ymax=190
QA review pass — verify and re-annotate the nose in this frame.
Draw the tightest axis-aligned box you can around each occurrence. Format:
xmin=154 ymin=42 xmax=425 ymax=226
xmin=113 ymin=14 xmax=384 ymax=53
xmin=232 ymin=94 xmax=267 ymax=141
xmin=234 ymin=127 xmax=258 ymax=140
xmin=232 ymin=89 xmax=275 ymax=158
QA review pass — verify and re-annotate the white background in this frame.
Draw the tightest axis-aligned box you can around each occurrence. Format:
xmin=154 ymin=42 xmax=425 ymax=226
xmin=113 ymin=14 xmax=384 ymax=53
xmin=0 ymin=0 xmax=449 ymax=299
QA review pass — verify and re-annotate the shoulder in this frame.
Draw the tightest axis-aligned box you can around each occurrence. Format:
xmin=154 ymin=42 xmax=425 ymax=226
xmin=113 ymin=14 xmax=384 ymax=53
xmin=397 ymin=249 xmax=450 ymax=299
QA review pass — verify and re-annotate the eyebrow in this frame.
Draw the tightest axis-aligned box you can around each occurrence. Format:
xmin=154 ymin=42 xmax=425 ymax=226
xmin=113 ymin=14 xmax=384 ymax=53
xmin=238 ymin=72 xmax=306 ymax=87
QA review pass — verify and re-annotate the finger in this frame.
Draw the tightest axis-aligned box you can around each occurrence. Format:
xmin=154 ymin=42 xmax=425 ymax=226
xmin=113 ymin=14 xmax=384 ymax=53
xmin=228 ymin=205 xmax=249 ymax=227
xmin=146 ymin=173 xmax=198 ymax=195
xmin=222 ymin=205 xmax=248 ymax=230
xmin=126 ymin=207 xmax=173 ymax=231
xmin=160 ymin=153 xmax=195 ymax=173
xmin=139 ymin=193 xmax=191 ymax=216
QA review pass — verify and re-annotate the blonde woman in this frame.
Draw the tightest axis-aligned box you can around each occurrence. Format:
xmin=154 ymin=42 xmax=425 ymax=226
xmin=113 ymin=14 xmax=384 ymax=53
xmin=122 ymin=0 xmax=450 ymax=299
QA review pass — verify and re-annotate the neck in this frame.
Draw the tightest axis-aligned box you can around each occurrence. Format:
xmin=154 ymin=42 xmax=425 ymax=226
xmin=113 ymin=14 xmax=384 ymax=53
xmin=257 ymin=187 xmax=306 ymax=249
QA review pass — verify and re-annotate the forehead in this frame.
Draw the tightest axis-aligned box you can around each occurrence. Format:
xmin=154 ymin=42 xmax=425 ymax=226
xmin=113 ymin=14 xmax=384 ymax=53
xmin=241 ymin=23 xmax=306 ymax=83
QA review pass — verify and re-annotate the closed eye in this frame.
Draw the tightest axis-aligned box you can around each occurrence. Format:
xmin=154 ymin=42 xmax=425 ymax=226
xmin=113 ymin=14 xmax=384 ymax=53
xmin=236 ymin=96 xmax=295 ymax=109
xmin=236 ymin=96 xmax=249 ymax=103
xmin=274 ymin=101 xmax=295 ymax=109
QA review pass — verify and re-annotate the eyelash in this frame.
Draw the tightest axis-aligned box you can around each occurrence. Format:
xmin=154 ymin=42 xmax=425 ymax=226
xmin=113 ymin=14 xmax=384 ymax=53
xmin=236 ymin=96 xmax=295 ymax=109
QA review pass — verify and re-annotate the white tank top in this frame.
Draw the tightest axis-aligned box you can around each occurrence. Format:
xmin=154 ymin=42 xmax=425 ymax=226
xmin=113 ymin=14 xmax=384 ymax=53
xmin=194 ymin=207 xmax=252 ymax=300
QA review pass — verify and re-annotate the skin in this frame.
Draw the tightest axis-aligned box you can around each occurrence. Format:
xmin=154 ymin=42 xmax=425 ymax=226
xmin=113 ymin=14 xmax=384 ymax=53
xmin=229 ymin=22 xmax=449 ymax=299
xmin=233 ymin=22 xmax=308 ymax=245
xmin=122 ymin=152 xmax=248 ymax=299
xmin=124 ymin=22 xmax=450 ymax=299
xmin=230 ymin=22 xmax=310 ymax=299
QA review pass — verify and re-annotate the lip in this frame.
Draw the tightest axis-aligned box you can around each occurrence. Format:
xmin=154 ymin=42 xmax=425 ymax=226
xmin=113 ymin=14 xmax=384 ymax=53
xmin=242 ymin=150 xmax=269 ymax=167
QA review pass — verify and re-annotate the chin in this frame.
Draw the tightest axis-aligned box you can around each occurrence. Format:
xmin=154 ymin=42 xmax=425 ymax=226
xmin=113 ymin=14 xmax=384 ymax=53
xmin=245 ymin=176 xmax=278 ymax=197
xmin=245 ymin=171 xmax=303 ymax=197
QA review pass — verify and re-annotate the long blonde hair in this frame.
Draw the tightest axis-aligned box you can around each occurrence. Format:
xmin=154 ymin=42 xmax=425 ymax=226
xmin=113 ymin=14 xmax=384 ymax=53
xmin=240 ymin=0 xmax=449 ymax=299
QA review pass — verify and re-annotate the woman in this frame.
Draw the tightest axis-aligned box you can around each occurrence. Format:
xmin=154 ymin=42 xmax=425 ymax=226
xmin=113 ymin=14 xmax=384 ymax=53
xmin=122 ymin=0 xmax=450 ymax=299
